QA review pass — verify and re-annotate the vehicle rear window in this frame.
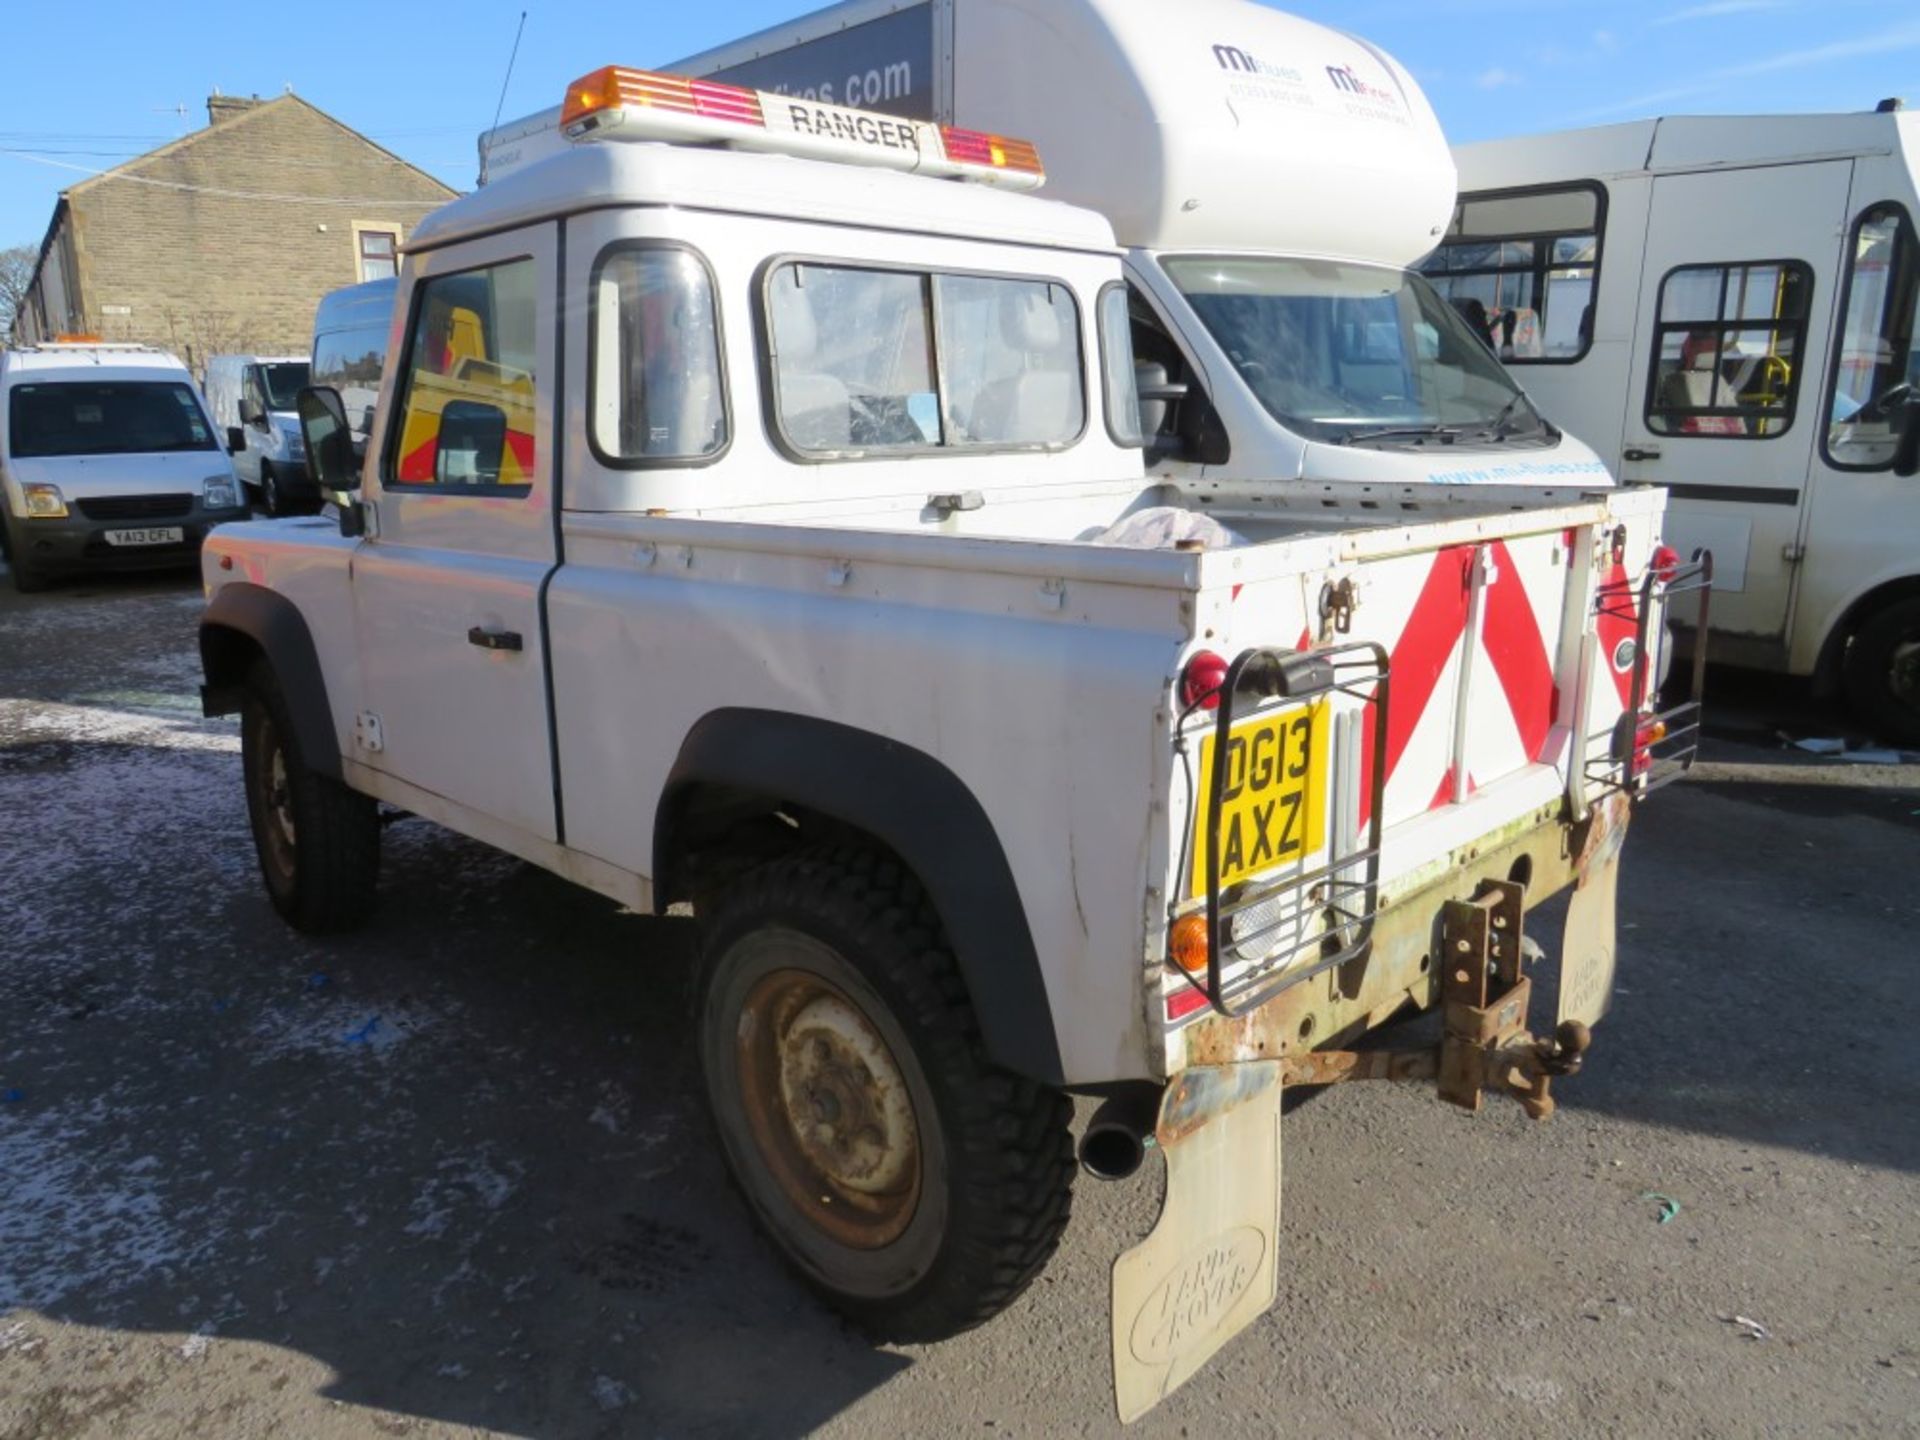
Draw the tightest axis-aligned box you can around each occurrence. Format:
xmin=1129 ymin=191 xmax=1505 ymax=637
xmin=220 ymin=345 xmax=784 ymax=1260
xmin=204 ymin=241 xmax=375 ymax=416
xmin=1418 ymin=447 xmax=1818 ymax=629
xmin=766 ymin=261 xmax=1084 ymax=458
xmin=8 ymin=381 xmax=216 ymax=458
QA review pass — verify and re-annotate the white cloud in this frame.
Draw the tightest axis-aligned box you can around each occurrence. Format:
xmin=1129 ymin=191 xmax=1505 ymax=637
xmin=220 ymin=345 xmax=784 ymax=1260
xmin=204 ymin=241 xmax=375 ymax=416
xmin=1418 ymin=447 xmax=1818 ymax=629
xmin=1570 ymin=18 xmax=1920 ymax=120
xmin=1653 ymin=0 xmax=1791 ymax=26
xmin=1477 ymin=67 xmax=1523 ymax=90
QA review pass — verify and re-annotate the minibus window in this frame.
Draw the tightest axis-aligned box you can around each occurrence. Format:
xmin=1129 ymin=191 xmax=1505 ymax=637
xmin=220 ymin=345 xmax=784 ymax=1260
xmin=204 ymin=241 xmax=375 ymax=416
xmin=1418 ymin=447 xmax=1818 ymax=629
xmin=1826 ymin=204 xmax=1920 ymax=471
xmin=1645 ymin=260 xmax=1811 ymax=440
xmin=1419 ymin=183 xmax=1604 ymax=363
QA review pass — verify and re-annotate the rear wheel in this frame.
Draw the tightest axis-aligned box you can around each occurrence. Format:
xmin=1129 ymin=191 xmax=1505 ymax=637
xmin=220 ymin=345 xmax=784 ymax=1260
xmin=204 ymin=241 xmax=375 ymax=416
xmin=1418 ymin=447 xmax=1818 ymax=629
xmin=241 ymin=660 xmax=380 ymax=932
xmin=698 ymin=846 xmax=1074 ymax=1341
xmin=1842 ymin=597 xmax=1920 ymax=747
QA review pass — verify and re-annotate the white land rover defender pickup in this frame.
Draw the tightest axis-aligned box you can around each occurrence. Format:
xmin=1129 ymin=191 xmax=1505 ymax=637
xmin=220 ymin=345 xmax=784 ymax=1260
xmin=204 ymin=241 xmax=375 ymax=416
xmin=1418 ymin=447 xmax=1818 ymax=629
xmin=198 ymin=71 xmax=1708 ymax=1421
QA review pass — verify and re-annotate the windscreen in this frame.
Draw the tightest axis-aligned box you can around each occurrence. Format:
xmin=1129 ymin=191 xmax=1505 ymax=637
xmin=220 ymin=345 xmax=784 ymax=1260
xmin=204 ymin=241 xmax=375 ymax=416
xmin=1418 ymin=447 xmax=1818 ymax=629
xmin=259 ymin=363 xmax=310 ymax=410
xmin=1162 ymin=256 xmax=1550 ymax=448
xmin=8 ymin=381 xmax=217 ymax=458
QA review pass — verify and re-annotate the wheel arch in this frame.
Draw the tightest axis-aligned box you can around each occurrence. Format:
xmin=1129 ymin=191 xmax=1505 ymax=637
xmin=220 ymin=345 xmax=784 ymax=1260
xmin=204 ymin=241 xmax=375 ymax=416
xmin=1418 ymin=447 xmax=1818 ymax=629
xmin=1810 ymin=570 xmax=1920 ymax=688
xmin=199 ymin=582 xmax=342 ymax=780
xmin=657 ymin=708 xmax=1064 ymax=1085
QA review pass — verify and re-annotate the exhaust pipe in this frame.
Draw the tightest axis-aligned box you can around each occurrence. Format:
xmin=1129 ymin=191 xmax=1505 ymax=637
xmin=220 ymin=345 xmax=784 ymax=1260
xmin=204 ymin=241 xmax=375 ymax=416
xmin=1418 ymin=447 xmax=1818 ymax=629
xmin=1078 ymin=1090 xmax=1161 ymax=1181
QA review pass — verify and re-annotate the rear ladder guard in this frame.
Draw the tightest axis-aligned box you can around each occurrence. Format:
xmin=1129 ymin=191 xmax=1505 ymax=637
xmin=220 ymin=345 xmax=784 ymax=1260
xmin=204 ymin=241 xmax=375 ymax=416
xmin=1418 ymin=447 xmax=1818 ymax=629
xmin=1587 ymin=547 xmax=1714 ymax=800
xmin=1170 ymin=640 xmax=1391 ymax=1019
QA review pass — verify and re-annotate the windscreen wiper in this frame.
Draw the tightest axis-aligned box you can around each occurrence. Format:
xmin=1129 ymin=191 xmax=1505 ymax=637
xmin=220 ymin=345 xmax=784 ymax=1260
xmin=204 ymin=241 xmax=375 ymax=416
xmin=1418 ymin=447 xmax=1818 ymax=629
xmin=1337 ymin=424 xmax=1463 ymax=446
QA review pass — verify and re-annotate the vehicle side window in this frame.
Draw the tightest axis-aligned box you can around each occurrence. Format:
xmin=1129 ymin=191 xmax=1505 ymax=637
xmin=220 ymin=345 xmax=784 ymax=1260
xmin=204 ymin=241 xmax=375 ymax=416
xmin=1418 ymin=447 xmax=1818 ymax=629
xmin=765 ymin=261 xmax=1084 ymax=458
xmin=241 ymin=368 xmax=265 ymax=421
xmin=1420 ymin=183 xmax=1604 ymax=362
xmin=1097 ymin=283 xmax=1144 ymax=447
xmin=1826 ymin=203 xmax=1920 ymax=471
xmin=386 ymin=257 xmax=537 ymax=491
xmin=1645 ymin=260 xmax=1811 ymax=439
xmin=589 ymin=244 xmax=727 ymax=465
xmin=934 ymin=275 xmax=1083 ymax=446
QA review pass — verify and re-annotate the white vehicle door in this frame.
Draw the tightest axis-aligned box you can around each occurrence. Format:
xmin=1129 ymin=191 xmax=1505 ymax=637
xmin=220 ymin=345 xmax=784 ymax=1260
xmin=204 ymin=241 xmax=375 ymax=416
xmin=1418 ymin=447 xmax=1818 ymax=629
xmin=350 ymin=226 xmax=560 ymax=841
xmin=1615 ymin=162 xmax=1850 ymax=645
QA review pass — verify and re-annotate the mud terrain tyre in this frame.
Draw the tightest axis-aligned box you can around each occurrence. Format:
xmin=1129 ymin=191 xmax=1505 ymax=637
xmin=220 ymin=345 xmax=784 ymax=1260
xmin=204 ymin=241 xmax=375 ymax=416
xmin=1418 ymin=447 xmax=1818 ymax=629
xmin=698 ymin=846 xmax=1074 ymax=1341
xmin=241 ymin=659 xmax=380 ymax=932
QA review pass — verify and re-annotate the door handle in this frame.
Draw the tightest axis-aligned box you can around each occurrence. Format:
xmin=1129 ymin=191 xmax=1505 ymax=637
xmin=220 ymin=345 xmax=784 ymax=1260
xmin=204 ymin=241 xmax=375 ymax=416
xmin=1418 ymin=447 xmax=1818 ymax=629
xmin=467 ymin=626 xmax=523 ymax=652
xmin=1623 ymin=446 xmax=1662 ymax=462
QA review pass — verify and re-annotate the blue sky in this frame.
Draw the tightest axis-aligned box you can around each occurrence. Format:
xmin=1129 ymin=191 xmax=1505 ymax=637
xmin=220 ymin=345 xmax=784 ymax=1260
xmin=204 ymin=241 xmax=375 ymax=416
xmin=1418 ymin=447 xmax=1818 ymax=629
xmin=3 ymin=0 xmax=1917 ymax=251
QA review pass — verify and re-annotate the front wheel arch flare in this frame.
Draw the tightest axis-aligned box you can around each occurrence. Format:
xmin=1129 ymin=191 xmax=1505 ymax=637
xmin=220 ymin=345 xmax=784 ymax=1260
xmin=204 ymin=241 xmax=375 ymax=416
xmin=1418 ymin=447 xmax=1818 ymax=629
xmin=657 ymin=709 xmax=1064 ymax=1086
xmin=200 ymin=583 xmax=341 ymax=780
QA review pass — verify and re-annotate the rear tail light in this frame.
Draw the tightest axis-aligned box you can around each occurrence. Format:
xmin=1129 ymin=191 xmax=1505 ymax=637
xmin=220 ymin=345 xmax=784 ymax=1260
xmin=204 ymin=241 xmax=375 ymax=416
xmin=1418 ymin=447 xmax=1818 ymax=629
xmin=1180 ymin=649 xmax=1230 ymax=712
xmin=1651 ymin=545 xmax=1682 ymax=583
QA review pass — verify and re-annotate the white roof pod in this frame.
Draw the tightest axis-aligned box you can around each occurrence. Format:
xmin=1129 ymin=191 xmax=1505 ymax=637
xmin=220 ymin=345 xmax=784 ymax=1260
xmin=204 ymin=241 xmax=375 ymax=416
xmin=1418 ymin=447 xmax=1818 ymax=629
xmin=958 ymin=0 xmax=1453 ymax=261
xmin=672 ymin=0 xmax=1458 ymax=266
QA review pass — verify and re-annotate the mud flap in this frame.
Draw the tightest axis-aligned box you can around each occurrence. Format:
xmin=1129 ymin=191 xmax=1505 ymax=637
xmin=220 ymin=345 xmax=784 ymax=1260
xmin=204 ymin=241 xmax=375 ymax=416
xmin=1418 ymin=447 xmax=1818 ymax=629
xmin=1111 ymin=1060 xmax=1282 ymax=1423
xmin=1559 ymin=849 xmax=1620 ymax=1029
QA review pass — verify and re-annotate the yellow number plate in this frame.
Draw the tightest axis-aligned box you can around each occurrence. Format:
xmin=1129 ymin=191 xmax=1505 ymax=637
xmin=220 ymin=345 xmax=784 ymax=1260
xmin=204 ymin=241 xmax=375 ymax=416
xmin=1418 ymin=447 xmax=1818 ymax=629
xmin=1189 ymin=701 xmax=1328 ymax=900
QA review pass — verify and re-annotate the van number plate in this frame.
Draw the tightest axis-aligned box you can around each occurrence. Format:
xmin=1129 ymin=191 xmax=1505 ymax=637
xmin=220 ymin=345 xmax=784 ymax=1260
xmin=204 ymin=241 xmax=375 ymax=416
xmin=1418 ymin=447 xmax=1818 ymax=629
xmin=1188 ymin=702 xmax=1329 ymax=899
xmin=103 ymin=527 xmax=185 ymax=547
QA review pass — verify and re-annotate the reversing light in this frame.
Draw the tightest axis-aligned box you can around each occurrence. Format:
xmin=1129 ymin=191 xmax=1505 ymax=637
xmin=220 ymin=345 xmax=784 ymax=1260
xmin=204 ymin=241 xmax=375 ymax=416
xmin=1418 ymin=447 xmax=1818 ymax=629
xmin=1169 ymin=913 xmax=1211 ymax=976
xmin=1180 ymin=649 xmax=1230 ymax=712
xmin=1650 ymin=545 xmax=1682 ymax=583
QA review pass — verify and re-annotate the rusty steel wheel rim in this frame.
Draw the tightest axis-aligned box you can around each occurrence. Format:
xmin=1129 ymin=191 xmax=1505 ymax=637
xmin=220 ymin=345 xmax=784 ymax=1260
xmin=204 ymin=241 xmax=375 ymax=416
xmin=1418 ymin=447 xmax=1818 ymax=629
xmin=735 ymin=967 xmax=922 ymax=1251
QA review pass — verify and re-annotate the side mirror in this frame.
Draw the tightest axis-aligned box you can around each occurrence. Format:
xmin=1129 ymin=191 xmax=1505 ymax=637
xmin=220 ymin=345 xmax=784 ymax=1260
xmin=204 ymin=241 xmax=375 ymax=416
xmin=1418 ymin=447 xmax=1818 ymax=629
xmin=1895 ymin=397 xmax=1920 ymax=478
xmin=435 ymin=399 xmax=509 ymax=485
xmin=1133 ymin=360 xmax=1189 ymax=441
xmin=225 ymin=425 xmax=246 ymax=454
xmin=297 ymin=385 xmax=359 ymax=500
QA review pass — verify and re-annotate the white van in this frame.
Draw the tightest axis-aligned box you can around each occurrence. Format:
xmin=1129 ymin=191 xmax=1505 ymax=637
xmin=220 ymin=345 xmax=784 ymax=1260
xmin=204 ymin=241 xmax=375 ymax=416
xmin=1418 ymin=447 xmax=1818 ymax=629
xmin=309 ymin=278 xmax=396 ymax=461
xmin=203 ymin=353 xmax=312 ymax=515
xmin=1426 ymin=107 xmax=1920 ymax=742
xmin=480 ymin=0 xmax=1619 ymax=500
xmin=0 ymin=343 xmax=246 ymax=593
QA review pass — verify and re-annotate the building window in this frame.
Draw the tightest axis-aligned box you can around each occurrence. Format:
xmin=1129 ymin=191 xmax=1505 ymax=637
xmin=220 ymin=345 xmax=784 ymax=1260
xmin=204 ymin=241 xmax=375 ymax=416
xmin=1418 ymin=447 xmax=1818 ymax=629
xmin=385 ymin=257 xmax=537 ymax=491
xmin=1645 ymin=260 xmax=1812 ymax=439
xmin=764 ymin=261 xmax=1084 ymax=458
xmin=1826 ymin=203 xmax=1920 ymax=471
xmin=1420 ymin=183 xmax=1606 ymax=362
xmin=357 ymin=228 xmax=400 ymax=283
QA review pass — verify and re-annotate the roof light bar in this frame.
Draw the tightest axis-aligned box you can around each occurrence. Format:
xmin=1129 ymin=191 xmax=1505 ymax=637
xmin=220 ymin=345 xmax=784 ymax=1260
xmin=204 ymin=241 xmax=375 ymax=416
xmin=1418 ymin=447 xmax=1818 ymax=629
xmin=558 ymin=65 xmax=1046 ymax=191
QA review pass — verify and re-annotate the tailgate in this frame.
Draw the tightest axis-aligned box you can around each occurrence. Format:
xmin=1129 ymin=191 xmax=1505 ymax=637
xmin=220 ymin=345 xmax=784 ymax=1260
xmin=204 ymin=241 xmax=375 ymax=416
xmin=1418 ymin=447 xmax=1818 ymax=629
xmin=1161 ymin=486 xmax=1697 ymax=1016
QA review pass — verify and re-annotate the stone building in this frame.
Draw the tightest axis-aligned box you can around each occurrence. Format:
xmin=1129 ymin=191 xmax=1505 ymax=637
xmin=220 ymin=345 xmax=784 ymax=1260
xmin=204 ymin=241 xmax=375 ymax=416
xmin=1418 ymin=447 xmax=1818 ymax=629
xmin=14 ymin=92 xmax=456 ymax=369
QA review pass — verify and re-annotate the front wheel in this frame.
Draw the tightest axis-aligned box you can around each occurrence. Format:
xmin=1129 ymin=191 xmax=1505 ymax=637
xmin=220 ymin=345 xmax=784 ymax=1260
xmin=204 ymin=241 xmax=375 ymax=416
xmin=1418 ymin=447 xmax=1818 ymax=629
xmin=698 ymin=847 xmax=1074 ymax=1342
xmin=259 ymin=463 xmax=282 ymax=518
xmin=1842 ymin=597 xmax=1920 ymax=747
xmin=241 ymin=660 xmax=380 ymax=932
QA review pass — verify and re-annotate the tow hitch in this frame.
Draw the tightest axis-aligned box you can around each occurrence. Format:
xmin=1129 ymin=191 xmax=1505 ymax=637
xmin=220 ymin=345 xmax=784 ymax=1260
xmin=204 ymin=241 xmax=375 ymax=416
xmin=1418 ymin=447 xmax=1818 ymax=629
xmin=1111 ymin=871 xmax=1619 ymax=1420
xmin=1279 ymin=877 xmax=1595 ymax=1119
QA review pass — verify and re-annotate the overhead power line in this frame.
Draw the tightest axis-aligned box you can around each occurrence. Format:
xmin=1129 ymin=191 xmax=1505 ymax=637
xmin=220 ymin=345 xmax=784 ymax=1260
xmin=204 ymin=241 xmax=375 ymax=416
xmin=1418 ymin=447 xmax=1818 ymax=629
xmin=0 ymin=148 xmax=460 ymax=205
